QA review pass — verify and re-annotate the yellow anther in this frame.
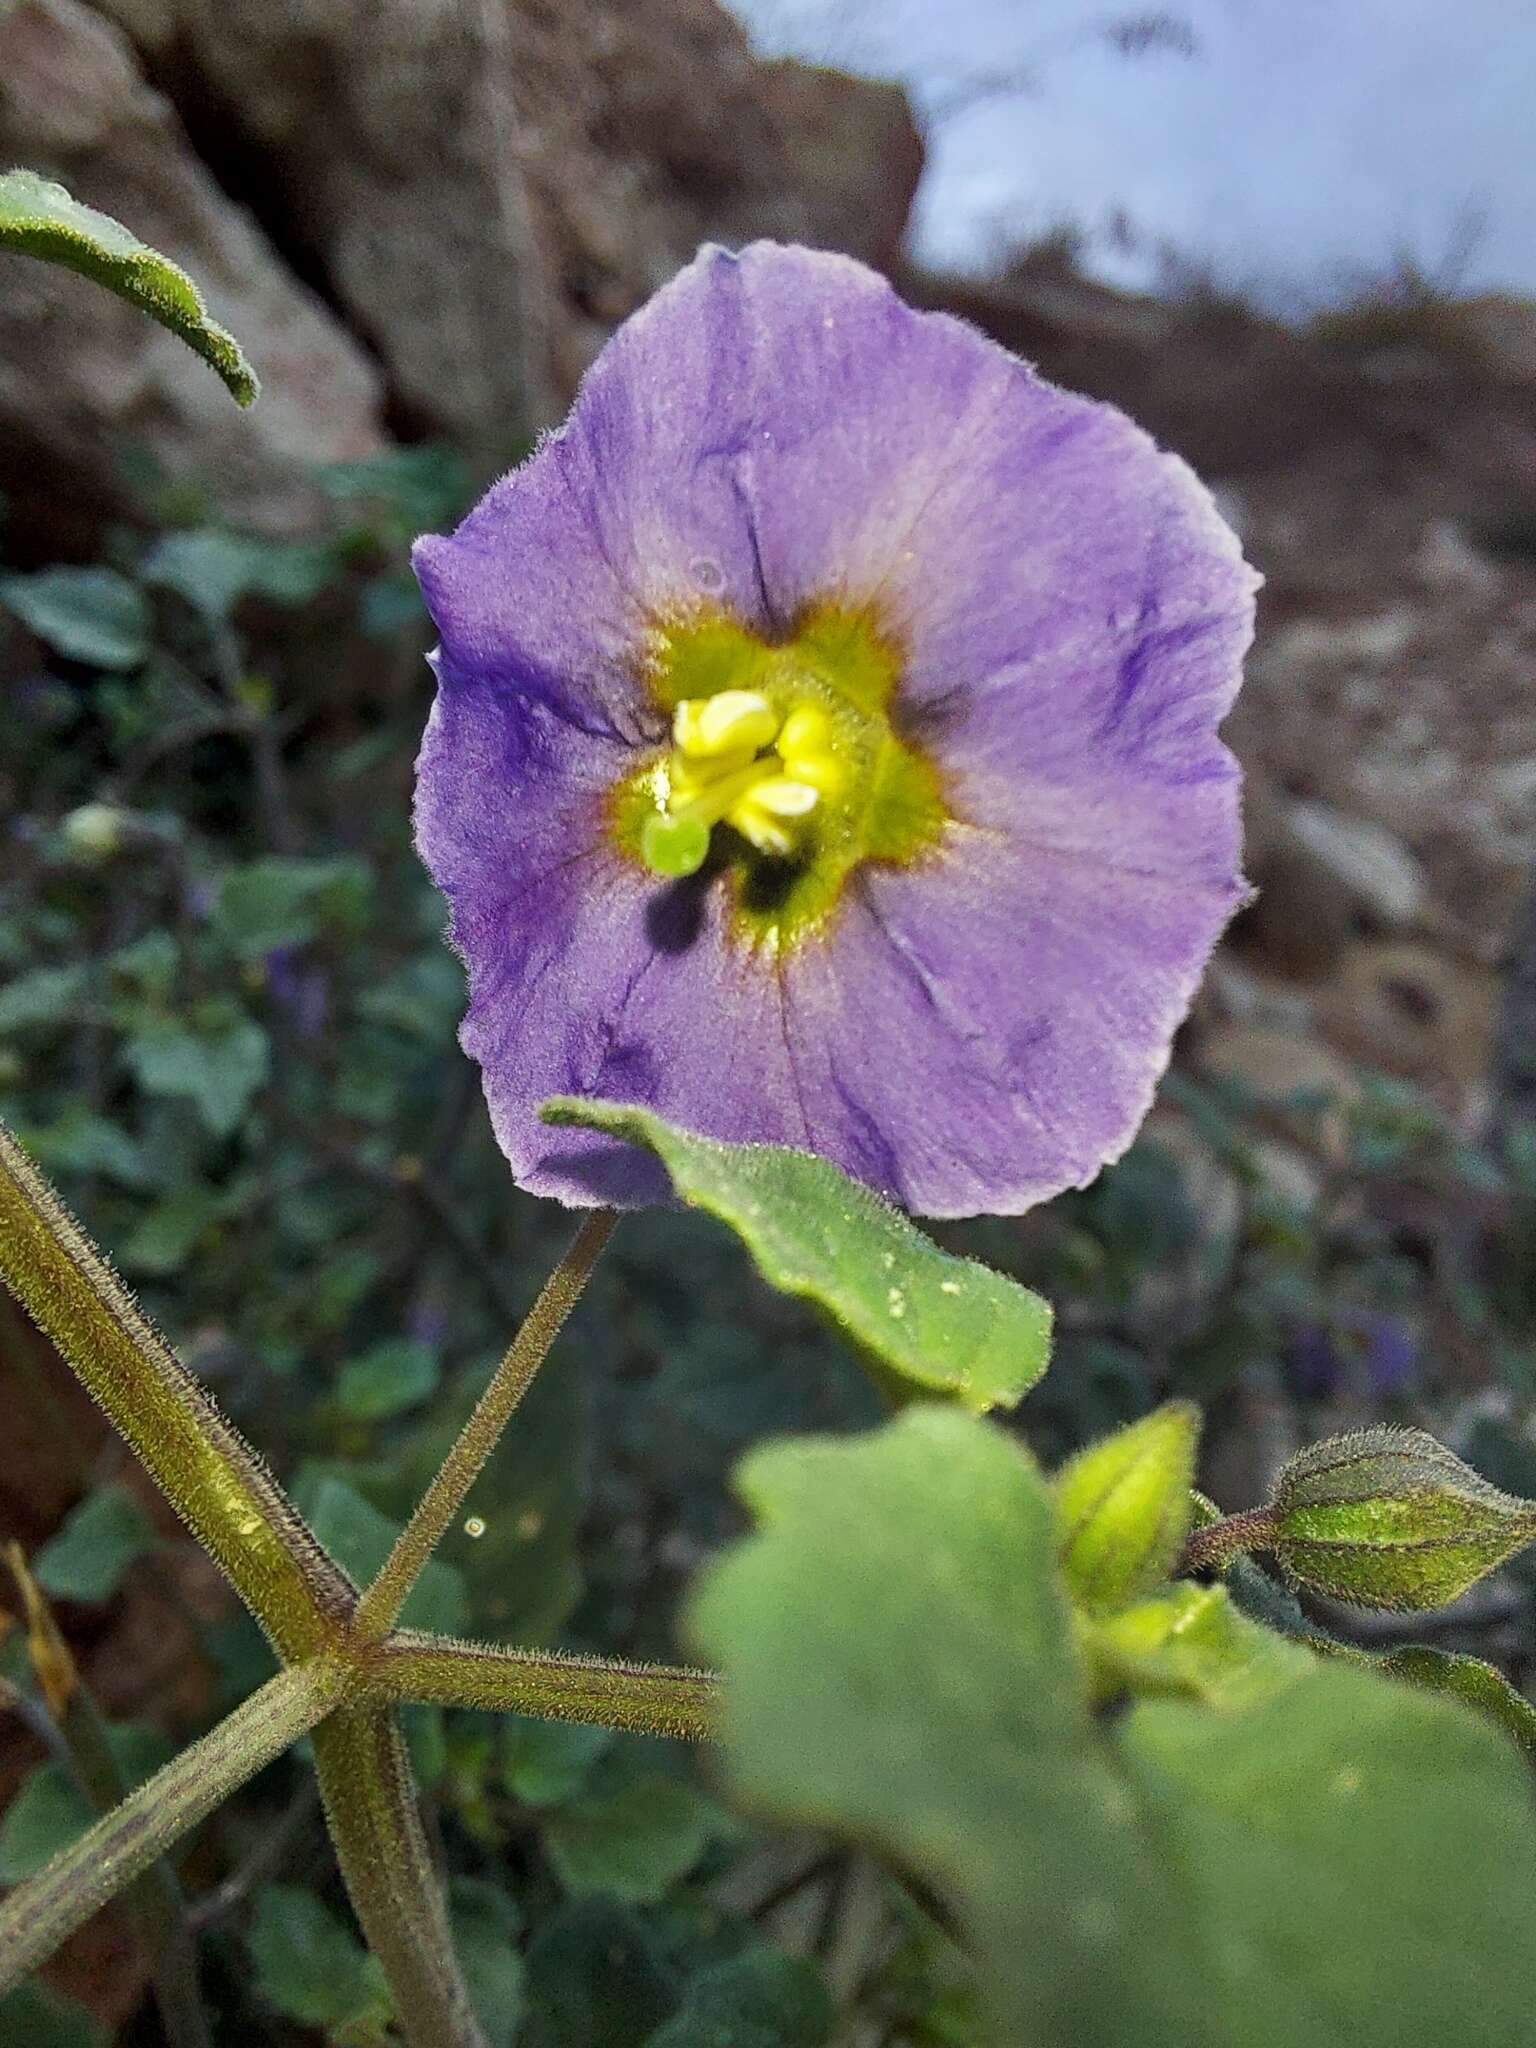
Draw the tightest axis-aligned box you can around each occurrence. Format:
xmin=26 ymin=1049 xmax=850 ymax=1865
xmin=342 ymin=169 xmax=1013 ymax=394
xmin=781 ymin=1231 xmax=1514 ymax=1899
xmin=730 ymin=802 xmax=796 ymax=857
xmin=748 ymin=777 xmax=819 ymax=818
xmin=729 ymin=776 xmax=821 ymax=858
xmin=674 ymin=690 xmax=779 ymax=759
xmin=777 ymin=704 xmax=830 ymax=758
xmin=777 ymin=702 xmax=845 ymax=799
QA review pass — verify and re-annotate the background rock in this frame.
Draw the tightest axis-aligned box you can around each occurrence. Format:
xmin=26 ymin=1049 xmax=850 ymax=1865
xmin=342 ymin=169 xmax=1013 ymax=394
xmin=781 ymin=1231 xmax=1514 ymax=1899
xmin=0 ymin=0 xmax=385 ymax=553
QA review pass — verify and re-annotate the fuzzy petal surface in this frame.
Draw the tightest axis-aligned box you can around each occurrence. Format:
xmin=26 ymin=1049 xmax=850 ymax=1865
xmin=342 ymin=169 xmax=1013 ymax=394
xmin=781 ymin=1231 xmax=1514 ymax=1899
xmin=413 ymin=242 xmax=1258 ymax=1213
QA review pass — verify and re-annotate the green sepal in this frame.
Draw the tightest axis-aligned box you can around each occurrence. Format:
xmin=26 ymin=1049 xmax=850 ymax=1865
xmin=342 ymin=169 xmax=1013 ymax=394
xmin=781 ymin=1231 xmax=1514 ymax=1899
xmin=1083 ymin=1580 xmax=1312 ymax=1709
xmin=0 ymin=168 xmax=258 ymax=404
xmin=1054 ymin=1402 xmax=1199 ymax=1613
xmin=542 ymin=1098 xmax=1051 ymax=1413
xmin=1269 ymin=1427 xmax=1536 ymax=1610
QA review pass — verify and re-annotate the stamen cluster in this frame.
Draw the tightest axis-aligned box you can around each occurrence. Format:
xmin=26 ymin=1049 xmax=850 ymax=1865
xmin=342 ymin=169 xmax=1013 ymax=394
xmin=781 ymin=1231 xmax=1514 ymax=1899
xmin=642 ymin=689 xmax=842 ymax=876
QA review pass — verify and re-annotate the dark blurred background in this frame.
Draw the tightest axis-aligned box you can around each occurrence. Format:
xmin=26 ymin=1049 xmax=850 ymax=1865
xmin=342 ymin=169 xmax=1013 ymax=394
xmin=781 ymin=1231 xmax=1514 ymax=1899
xmin=2 ymin=3 xmax=1535 ymax=2042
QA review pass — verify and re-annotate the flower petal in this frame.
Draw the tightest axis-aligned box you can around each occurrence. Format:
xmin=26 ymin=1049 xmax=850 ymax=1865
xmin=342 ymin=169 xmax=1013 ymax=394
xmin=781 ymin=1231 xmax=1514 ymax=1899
xmin=413 ymin=242 xmax=1258 ymax=1215
xmin=775 ymin=786 xmax=1245 ymax=1217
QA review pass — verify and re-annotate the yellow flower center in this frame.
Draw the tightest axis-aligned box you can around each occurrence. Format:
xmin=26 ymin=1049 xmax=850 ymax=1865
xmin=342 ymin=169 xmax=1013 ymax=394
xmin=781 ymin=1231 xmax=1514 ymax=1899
xmin=640 ymin=689 xmax=845 ymax=877
xmin=610 ymin=603 xmax=949 ymax=953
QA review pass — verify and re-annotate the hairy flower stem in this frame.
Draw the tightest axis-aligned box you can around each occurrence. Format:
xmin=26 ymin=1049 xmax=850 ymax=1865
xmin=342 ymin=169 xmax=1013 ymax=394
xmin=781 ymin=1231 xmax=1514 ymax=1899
xmin=0 ymin=1660 xmax=348 ymax=1999
xmin=312 ymin=1705 xmax=486 ymax=2048
xmin=354 ymin=1208 xmax=619 ymax=1638
xmin=366 ymin=1632 xmax=720 ymax=1740
xmin=0 ymin=1120 xmax=351 ymax=1658
xmin=1179 ymin=1505 xmax=1280 ymax=1577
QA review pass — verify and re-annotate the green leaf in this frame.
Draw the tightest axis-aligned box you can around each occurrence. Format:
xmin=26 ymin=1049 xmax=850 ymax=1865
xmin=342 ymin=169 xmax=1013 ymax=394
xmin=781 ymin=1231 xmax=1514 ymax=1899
xmin=644 ymin=1948 xmax=832 ymax=2048
xmin=0 ymin=1724 xmax=167 ymax=1884
xmin=1269 ymin=1427 xmax=1536 ymax=1609
xmin=118 ymin=1191 xmax=210 ymax=1277
xmin=1053 ymin=1402 xmax=1200 ymax=1613
xmin=689 ymin=1411 xmax=1180 ymax=2041
xmin=522 ymin=1898 xmax=676 ymax=2048
xmin=0 ymin=168 xmax=258 ymax=404
xmin=299 ymin=1471 xmax=466 ymax=1635
xmin=122 ymin=1011 xmax=269 ymax=1135
xmin=449 ymin=1878 xmax=525 ymax=2048
xmin=214 ymin=856 xmax=373 ymax=961
xmin=543 ymin=1771 xmax=716 ymax=1904
xmin=24 ymin=1109 xmax=151 ymax=1189
xmin=0 ymin=567 xmax=150 ymax=670
xmin=34 ymin=1484 xmax=158 ymax=1604
xmin=692 ymin=1409 xmax=1536 ymax=2046
xmin=336 ymin=1340 xmax=441 ymax=1422
xmin=0 ymin=964 xmax=88 ymax=1034
xmin=143 ymin=531 xmax=332 ymax=619
xmin=542 ymin=1100 xmax=1050 ymax=1413
xmin=0 ymin=1764 xmax=93 ymax=1884
xmin=1121 ymin=1666 xmax=1536 ymax=2044
xmin=0 ymin=1984 xmax=108 ymax=2048
xmin=1373 ymin=1644 xmax=1536 ymax=1758
xmin=502 ymin=1717 xmax=613 ymax=1808
xmin=247 ymin=1883 xmax=390 ymax=2032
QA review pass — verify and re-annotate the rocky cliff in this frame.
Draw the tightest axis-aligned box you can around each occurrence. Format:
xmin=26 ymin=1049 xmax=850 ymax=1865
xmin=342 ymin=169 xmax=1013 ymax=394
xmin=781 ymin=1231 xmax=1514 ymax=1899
xmin=0 ymin=0 xmax=923 ymax=544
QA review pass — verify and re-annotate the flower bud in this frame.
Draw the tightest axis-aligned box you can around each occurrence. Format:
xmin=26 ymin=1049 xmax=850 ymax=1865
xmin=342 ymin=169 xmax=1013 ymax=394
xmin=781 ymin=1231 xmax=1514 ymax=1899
xmin=1054 ymin=1401 xmax=1199 ymax=1614
xmin=1270 ymin=1427 xmax=1536 ymax=1611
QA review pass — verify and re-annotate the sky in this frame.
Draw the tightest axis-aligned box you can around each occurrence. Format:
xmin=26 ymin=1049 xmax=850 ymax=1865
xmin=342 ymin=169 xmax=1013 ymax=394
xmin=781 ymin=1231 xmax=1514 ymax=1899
xmin=730 ymin=0 xmax=1536 ymax=302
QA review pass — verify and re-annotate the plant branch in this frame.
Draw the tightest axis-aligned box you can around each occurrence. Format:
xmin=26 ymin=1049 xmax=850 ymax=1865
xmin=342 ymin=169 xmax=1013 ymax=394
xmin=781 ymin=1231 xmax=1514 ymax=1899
xmin=0 ymin=1119 xmax=352 ymax=1659
xmin=366 ymin=1632 xmax=720 ymax=1741
xmin=0 ymin=1659 xmax=347 ymax=1997
xmin=354 ymin=1207 xmax=618 ymax=1638
xmin=1178 ymin=1505 xmax=1280 ymax=1578
xmin=311 ymin=1705 xmax=486 ymax=2048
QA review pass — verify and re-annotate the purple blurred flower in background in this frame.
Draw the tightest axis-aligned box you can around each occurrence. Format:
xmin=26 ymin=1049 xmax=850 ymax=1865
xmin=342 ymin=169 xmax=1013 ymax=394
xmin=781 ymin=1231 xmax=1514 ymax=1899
xmin=412 ymin=243 xmax=1257 ymax=1215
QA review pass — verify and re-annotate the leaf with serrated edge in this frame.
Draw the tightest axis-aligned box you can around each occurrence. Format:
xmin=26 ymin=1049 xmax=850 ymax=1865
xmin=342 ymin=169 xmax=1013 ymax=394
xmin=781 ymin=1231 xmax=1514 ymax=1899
xmin=542 ymin=1099 xmax=1049 ymax=1413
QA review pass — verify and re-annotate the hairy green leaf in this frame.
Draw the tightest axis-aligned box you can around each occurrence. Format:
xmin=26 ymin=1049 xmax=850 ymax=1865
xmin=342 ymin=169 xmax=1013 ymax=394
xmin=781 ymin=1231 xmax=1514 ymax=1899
xmin=693 ymin=1409 xmax=1536 ymax=2046
xmin=0 ymin=169 xmax=257 ymax=403
xmin=542 ymin=1100 xmax=1050 ymax=1413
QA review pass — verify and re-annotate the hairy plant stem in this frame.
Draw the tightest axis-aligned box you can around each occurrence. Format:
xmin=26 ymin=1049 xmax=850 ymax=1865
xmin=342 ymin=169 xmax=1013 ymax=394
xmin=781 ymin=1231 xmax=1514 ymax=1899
xmin=355 ymin=1208 xmax=619 ymax=1638
xmin=0 ymin=1660 xmax=347 ymax=1998
xmin=1179 ymin=1505 xmax=1280 ymax=1577
xmin=0 ymin=1120 xmax=350 ymax=1658
xmin=365 ymin=1632 xmax=720 ymax=1740
xmin=311 ymin=1705 xmax=486 ymax=2048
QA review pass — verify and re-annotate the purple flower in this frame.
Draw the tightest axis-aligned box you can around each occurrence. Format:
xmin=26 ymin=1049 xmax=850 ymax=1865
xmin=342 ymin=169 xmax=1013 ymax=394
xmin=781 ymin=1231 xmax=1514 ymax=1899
xmin=412 ymin=244 xmax=1256 ymax=1216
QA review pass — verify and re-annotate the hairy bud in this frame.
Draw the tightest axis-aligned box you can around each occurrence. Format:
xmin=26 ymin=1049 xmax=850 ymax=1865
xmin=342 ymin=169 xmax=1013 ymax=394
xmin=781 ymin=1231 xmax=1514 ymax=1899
xmin=1269 ymin=1427 xmax=1536 ymax=1611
